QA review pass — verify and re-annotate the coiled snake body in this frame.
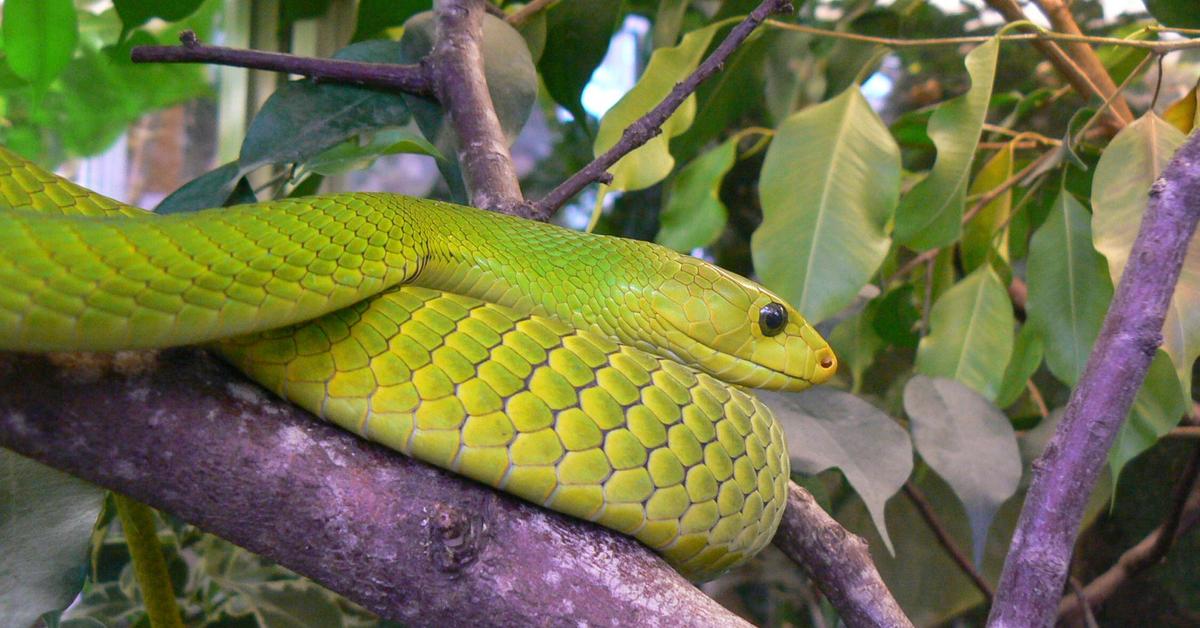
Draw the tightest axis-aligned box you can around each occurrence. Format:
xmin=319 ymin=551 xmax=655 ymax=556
xmin=0 ymin=148 xmax=835 ymax=580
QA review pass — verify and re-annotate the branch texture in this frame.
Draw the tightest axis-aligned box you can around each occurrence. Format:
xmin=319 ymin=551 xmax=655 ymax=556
xmin=988 ymin=131 xmax=1200 ymax=626
xmin=532 ymin=0 xmax=795 ymax=218
xmin=0 ymin=350 xmax=747 ymax=627
xmin=430 ymin=0 xmax=527 ymax=215
xmin=132 ymin=31 xmax=435 ymax=97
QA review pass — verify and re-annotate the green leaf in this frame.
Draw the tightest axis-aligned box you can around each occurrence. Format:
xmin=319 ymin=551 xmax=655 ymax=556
xmin=893 ymin=36 xmax=999 ymax=251
xmin=962 ymin=143 xmax=1013 ymax=273
xmin=1 ymin=450 xmax=106 ymax=627
xmin=915 ymin=266 xmax=1014 ymax=400
xmin=1027 ymin=189 xmax=1113 ymax=386
xmin=1110 ymin=350 xmax=1188 ymax=487
xmin=1092 ymin=113 xmax=1195 ymax=394
xmin=303 ymin=128 xmax=444 ymax=176
xmin=594 ymin=18 xmax=737 ymax=193
xmin=763 ymin=388 xmax=912 ymax=554
xmin=995 ymin=324 xmax=1043 ymax=409
xmin=829 ymin=306 xmax=885 ymax=393
xmin=904 ymin=375 xmax=1021 ymax=563
xmin=652 ymin=0 xmax=690 ymax=48
xmin=351 ymin=0 xmax=430 ymax=42
xmin=655 ymin=137 xmax=736 ymax=251
xmin=113 ymin=0 xmax=205 ymax=30
xmin=2 ymin=0 xmax=78 ymax=92
xmin=752 ymin=86 xmax=900 ymax=324
xmin=155 ymin=162 xmax=256 ymax=215
xmin=671 ymin=33 xmax=767 ymax=162
xmin=239 ymin=40 xmax=412 ymax=171
xmin=1145 ymin=0 xmax=1200 ymax=28
xmin=538 ymin=0 xmax=621 ymax=123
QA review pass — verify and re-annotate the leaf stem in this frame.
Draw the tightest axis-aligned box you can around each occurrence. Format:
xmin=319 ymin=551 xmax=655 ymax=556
xmin=113 ymin=494 xmax=184 ymax=628
xmin=902 ymin=481 xmax=995 ymax=602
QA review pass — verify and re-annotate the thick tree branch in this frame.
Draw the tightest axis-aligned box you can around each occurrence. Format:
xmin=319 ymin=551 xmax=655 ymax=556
xmin=430 ymin=0 xmax=527 ymax=215
xmin=1057 ymin=443 xmax=1200 ymax=623
xmin=982 ymin=0 xmax=1128 ymax=131
xmin=131 ymin=31 xmax=435 ymax=98
xmin=0 ymin=351 xmax=747 ymax=627
xmin=772 ymin=483 xmax=914 ymax=628
xmin=988 ymin=130 xmax=1200 ymax=626
xmin=532 ymin=0 xmax=795 ymax=218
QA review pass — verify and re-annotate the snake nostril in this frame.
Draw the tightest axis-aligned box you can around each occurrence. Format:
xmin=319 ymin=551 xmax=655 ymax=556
xmin=819 ymin=356 xmax=834 ymax=369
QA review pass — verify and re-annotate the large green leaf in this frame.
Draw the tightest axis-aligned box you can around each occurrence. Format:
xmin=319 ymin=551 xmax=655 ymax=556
xmin=752 ymin=86 xmax=900 ymax=324
xmin=893 ymin=36 xmax=999 ymax=251
xmin=155 ymin=161 xmax=256 ymax=215
xmin=655 ymin=137 xmax=736 ymax=252
xmin=239 ymin=40 xmax=412 ymax=171
xmin=1027 ymin=189 xmax=1114 ymax=386
xmin=915 ymin=266 xmax=1014 ymax=400
xmin=829 ymin=306 xmax=885 ymax=394
xmin=904 ymin=376 xmax=1021 ymax=563
xmin=1 ymin=450 xmax=106 ymax=627
xmin=762 ymin=388 xmax=913 ymax=553
xmin=995 ymin=324 xmax=1043 ymax=409
xmin=1092 ymin=113 xmax=1195 ymax=394
xmin=538 ymin=0 xmax=621 ymax=124
xmin=2 ymin=0 xmax=78 ymax=93
xmin=113 ymin=0 xmax=204 ymax=31
xmin=350 ymin=0 xmax=430 ymax=42
xmin=961 ymin=143 xmax=1013 ymax=273
xmin=594 ymin=18 xmax=737 ymax=193
xmin=1146 ymin=0 xmax=1200 ymax=28
xmin=1110 ymin=351 xmax=1188 ymax=487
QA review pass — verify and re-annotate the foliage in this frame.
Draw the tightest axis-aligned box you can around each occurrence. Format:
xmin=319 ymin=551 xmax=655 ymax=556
xmin=2 ymin=0 xmax=1200 ymax=625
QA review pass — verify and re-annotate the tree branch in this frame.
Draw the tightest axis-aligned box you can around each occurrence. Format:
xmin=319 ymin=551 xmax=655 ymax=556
xmin=1057 ymin=443 xmax=1200 ymax=623
xmin=772 ymin=483 xmax=914 ymax=628
xmin=982 ymin=0 xmax=1129 ymax=131
xmin=1030 ymin=0 xmax=1134 ymax=124
xmin=131 ymin=31 xmax=435 ymax=98
xmin=531 ymin=0 xmax=795 ymax=218
xmin=988 ymin=126 xmax=1200 ymax=627
xmin=0 ymin=351 xmax=747 ymax=627
xmin=903 ymin=482 xmax=994 ymax=603
xmin=430 ymin=0 xmax=527 ymax=215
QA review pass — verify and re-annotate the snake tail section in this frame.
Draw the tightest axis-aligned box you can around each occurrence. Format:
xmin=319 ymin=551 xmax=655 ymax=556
xmin=219 ymin=286 xmax=789 ymax=580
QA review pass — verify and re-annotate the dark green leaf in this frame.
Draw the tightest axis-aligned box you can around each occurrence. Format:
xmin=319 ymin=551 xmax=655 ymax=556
xmin=872 ymin=286 xmax=920 ymax=349
xmin=995 ymin=324 xmax=1043 ymax=408
xmin=753 ymin=86 xmax=900 ymax=324
xmin=280 ymin=0 xmax=333 ymax=28
xmin=915 ymin=265 xmax=1014 ymax=400
xmin=303 ymin=128 xmax=443 ymax=176
xmin=1 ymin=450 xmax=105 ymax=627
xmin=155 ymin=162 xmax=256 ymax=214
xmin=829 ymin=306 xmax=885 ymax=393
xmin=904 ymin=375 xmax=1021 ymax=563
xmin=1027 ymin=189 xmax=1113 ymax=386
xmin=2 ymin=0 xmax=78 ymax=92
xmin=538 ymin=0 xmax=621 ymax=123
xmin=239 ymin=40 xmax=411 ymax=170
xmin=893 ymin=36 xmax=999 ymax=250
xmin=351 ymin=0 xmax=430 ymax=42
xmin=113 ymin=0 xmax=205 ymax=30
xmin=1110 ymin=351 xmax=1188 ymax=486
xmin=1145 ymin=0 xmax=1200 ymax=28
xmin=763 ymin=388 xmax=913 ymax=553
xmin=655 ymin=138 xmax=736 ymax=252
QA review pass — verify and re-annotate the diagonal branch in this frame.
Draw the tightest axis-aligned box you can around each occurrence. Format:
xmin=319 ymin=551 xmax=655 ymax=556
xmin=531 ymin=0 xmax=795 ymax=218
xmin=988 ymin=122 xmax=1200 ymax=628
xmin=131 ymin=30 xmax=435 ymax=97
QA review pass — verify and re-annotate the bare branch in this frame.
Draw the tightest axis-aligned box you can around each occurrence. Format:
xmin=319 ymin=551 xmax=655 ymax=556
xmin=1030 ymin=0 xmax=1135 ymax=124
xmin=989 ymin=127 xmax=1200 ymax=627
xmin=131 ymin=31 xmax=435 ymax=98
xmin=532 ymin=0 xmax=795 ymax=218
xmin=430 ymin=0 xmax=527 ymax=215
xmin=773 ymin=483 xmax=913 ymax=628
xmin=0 ymin=351 xmax=747 ymax=627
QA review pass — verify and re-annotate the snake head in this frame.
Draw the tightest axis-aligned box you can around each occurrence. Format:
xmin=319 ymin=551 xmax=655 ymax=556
xmin=645 ymin=253 xmax=837 ymax=392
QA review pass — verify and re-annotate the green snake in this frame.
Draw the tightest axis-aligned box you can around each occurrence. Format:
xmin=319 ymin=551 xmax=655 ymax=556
xmin=0 ymin=147 xmax=836 ymax=580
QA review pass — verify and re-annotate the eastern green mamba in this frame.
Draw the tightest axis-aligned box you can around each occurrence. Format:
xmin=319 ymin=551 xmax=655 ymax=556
xmin=0 ymin=146 xmax=836 ymax=580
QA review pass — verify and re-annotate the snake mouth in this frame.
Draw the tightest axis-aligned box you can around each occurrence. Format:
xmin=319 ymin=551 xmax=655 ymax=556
xmin=657 ymin=326 xmax=834 ymax=392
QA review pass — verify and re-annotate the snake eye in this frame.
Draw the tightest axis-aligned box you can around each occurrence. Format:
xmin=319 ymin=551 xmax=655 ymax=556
xmin=758 ymin=302 xmax=787 ymax=337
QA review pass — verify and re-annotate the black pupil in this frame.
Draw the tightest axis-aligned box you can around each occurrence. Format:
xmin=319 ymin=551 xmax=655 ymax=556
xmin=759 ymin=303 xmax=787 ymax=336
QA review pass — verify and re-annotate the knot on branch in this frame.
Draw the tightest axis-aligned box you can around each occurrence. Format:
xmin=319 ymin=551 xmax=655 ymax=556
xmin=430 ymin=502 xmax=485 ymax=573
xmin=179 ymin=30 xmax=200 ymax=48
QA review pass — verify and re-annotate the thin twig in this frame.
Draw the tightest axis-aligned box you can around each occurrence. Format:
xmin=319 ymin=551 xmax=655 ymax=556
xmin=1067 ymin=578 xmax=1101 ymax=628
xmin=903 ymin=482 xmax=995 ymax=602
xmin=506 ymin=0 xmax=556 ymax=27
xmin=532 ymin=0 xmax=795 ymax=217
xmin=1027 ymin=380 xmax=1050 ymax=420
xmin=1170 ymin=426 xmax=1200 ymax=439
xmin=989 ymin=119 xmax=1200 ymax=628
xmin=131 ymin=30 xmax=434 ymax=97
xmin=961 ymin=149 xmax=1058 ymax=225
xmin=764 ymin=19 xmax=1200 ymax=53
xmin=1057 ymin=443 xmax=1200 ymax=623
xmin=430 ymin=0 xmax=527 ymax=214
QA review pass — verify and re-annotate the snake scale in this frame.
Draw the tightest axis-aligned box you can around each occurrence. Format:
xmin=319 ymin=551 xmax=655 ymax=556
xmin=0 ymin=146 xmax=836 ymax=580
